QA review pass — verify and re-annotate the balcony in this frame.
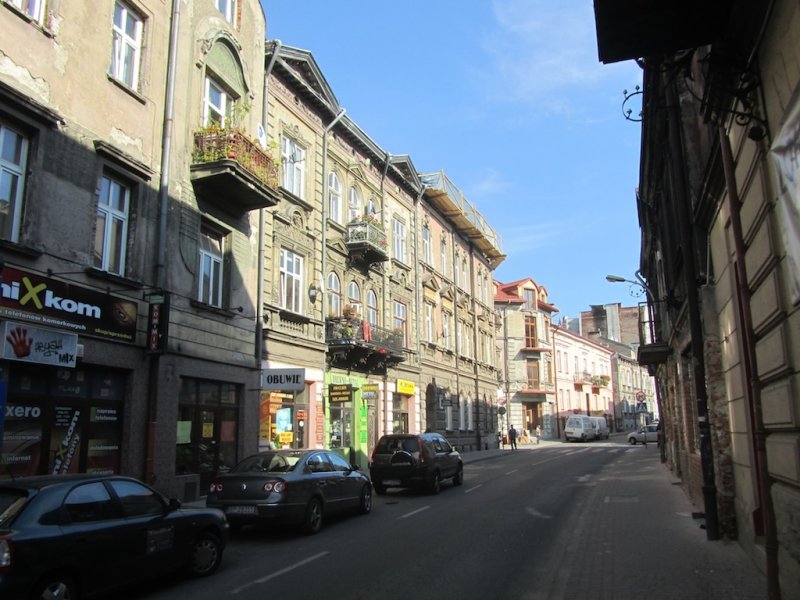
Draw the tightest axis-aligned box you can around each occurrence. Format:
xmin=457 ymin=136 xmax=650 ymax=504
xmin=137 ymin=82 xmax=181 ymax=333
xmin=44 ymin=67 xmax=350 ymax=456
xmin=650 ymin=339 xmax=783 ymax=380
xmin=345 ymin=218 xmax=389 ymax=265
xmin=637 ymin=300 xmax=671 ymax=367
xmin=190 ymin=128 xmax=281 ymax=213
xmin=573 ymin=371 xmax=592 ymax=385
xmin=591 ymin=375 xmax=611 ymax=388
xmin=519 ymin=382 xmax=555 ymax=395
xmin=325 ymin=317 xmax=405 ymax=373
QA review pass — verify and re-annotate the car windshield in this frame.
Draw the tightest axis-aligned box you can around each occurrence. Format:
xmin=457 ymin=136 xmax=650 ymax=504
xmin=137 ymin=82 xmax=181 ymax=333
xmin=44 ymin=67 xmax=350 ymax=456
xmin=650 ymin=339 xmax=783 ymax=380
xmin=231 ymin=452 xmax=302 ymax=473
xmin=376 ymin=437 xmax=418 ymax=454
xmin=0 ymin=489 xmax=29 ymax=526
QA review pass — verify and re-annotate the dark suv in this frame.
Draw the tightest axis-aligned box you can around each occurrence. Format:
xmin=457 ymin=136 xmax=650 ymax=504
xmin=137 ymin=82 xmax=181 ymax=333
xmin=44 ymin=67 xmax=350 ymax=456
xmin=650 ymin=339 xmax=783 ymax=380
xmin=369 ymin=433 xmax=463 ymax=494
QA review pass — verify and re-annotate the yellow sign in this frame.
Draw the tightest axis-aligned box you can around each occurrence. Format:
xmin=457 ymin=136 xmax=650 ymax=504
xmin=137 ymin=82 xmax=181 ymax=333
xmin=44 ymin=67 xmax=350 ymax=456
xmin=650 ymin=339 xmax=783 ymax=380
xmin=397 ymin=379 xmax=415 ymax=395
xmin=279 ymin=431 xmax=294 ymax=444
xmin=202 ymin=422 xmax=214 ymax=438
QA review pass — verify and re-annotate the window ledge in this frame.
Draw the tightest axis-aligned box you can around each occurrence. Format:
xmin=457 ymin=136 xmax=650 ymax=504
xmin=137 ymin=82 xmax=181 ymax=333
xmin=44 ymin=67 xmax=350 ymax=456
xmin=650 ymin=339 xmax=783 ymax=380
xmin=3 ymin=2 xmax=54 ymax=37
xmin=107 ymin=74 xmax=147 ymax=105
xmin=190 ymin=299 xmax=240 ymax=318
xmin=84 ymin=267 xmax=144 ymax=289
xmin=0 ymin=239 xmax=43 ymax=258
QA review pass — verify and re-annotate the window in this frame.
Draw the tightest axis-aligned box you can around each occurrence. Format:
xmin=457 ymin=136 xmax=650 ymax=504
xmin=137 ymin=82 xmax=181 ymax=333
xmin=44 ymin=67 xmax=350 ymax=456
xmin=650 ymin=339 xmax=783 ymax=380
xmin=440 ymin=238 xmax=448 ymax=277
xmin=523 ymin=288 xmax=536 ymax=310
xmin=198 ymin=226 xmax=224 ymax=307
xmin=214 ymin=0 xmax=237 ymax=25
xmin=392 ymin=217 xmax=407 ymax=263
xmin=348 ymin=187 xmax=361 ymax=222
xmin=108 ymin=479 xmax=163 ymax=517
xmin=421 ymin=224 xmax=431 ymax=264
xmin=110 ymin=2 xmax=143 ymax=90
xmin=204 ymin=75 xmax=232 ymax=126
xmin=527 ymin=359 xmax=540 ymax=389
xmin=454 ymin=256 xmax=460 ymax=288
xmin=0 ymin=122 xmax=28 ymax=243
xmin=328 ymin=171 xmax=342 ymax=223
xmin=462 ymin=258 xmax=469 ymax=292
xmin=366 ymin=290 xmax=378 ymax=329
xmin=365 ymin=198 xmax=377 ymax=216
xmin=64 ymin=483 xmax=117 ymax=523
xmin=524 ymin=316 xmax=537 ymax=348
xmin=392 ymin=301 xmax=407 ymax=347
xmin=442 ymin=312 xmax=451 ymax=350
xmin=280 ymin=248 xmax=303 ymax=313
xmin=94 ymin=173 xmax=130 ymax=275
xmin=424 ymin=302 xmax=434 ymax=343
xmin=327 ymin=272 xmax=341 ymax=316
xmin=10 ymin=0 xmax=45 ymax=22
xmin=347 ymin=281 xmax=361 ymax=316
xmin=280 ymin=137 xmax=305 ymax=197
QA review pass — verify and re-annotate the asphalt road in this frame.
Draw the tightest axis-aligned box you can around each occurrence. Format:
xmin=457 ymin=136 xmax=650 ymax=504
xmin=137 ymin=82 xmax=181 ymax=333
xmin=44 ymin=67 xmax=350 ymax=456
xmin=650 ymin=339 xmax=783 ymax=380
xmin=113 ymin=441 xmax=629 ymax=600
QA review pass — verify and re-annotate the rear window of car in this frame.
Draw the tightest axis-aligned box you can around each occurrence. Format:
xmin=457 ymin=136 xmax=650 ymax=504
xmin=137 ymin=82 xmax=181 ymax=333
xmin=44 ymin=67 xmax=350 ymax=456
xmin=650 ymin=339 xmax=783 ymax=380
xmin=376 ymin=437 xmax=419 ymax=454
xmin=0 ymin=489 xmax=29 ymax=526
xmin=232 ymin=452 xmax=302 ymax=473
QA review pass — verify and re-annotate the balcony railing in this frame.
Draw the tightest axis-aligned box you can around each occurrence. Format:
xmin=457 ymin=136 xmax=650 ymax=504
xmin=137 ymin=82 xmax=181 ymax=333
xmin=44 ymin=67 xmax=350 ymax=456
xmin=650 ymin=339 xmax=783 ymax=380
xmin=325 ymin=317 xmax=404 ymax=371
xmin=591 ymin=375 xmax=611 ymax=387
xmin=637 ymin=300 xmax=671 ymax=366
xmin=573 ymin=371 xmax=593 ymax=384
xmin=190 ymin=128 xmax=280 ymax=212
xmin=345 ymin=219 xmax=389 ymax=264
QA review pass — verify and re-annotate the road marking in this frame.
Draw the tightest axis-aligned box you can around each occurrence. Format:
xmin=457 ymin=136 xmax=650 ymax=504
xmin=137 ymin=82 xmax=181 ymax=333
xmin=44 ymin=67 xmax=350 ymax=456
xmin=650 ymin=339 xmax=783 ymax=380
xmin=230 ymin=551 xmax=329 ymax=594
xmin=465 ymin=484 xmax=483 ymax=493
xmin=578 ymin=475 xmax=591 ymax=483
xmin=526 ymin=506 xmax=553 ymax=519
xmin=506 ymin=469 xmax=519 ymax=475
xmin=399 ymin=505 xmax=430 ymax=519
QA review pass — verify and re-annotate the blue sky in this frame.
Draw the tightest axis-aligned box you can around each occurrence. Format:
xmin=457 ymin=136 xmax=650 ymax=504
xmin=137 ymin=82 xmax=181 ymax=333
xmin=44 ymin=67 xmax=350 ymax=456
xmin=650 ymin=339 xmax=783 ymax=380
xmin=261 ymin=0 xmax=646 ymax=320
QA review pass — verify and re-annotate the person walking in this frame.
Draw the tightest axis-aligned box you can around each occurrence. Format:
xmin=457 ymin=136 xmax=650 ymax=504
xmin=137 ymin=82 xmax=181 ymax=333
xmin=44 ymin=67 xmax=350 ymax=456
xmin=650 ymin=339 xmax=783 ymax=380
xmin=535 ymin=424 xmax=542 ymax=445
xmin=508 ymin=425 xmax=518 ymax=450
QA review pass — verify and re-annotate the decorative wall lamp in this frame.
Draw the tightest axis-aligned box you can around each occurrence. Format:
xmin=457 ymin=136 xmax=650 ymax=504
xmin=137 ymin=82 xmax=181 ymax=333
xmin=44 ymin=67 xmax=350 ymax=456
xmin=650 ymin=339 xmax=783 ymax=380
xmin=308 ymin=282 xmax=320 ymax=305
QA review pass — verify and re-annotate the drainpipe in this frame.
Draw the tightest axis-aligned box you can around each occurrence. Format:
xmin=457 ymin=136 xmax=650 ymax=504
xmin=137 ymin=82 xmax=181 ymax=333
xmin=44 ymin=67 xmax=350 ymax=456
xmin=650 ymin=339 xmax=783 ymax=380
xmin=378 ymin=151 xmax=391 ymax=436
xmin=256 ymin=40 xmax=282 ymax=364
xmin=411 ymin=180 xmax=425 ymax=429
xmin=468 ymin=244 xmax=481 ymax=448
xmin=718 ymin=127 xmax=779 ymax=599
xmin=145 ymin=0 xmax=180 ymax=485
xmin=664 ymin=71 xmax=719 ymax=540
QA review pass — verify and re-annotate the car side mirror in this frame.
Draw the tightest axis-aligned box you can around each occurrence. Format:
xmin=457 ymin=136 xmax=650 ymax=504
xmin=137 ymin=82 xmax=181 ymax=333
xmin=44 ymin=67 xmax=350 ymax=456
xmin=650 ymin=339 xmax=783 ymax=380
xmin=167 ymin=498 xmax=181 ymax=512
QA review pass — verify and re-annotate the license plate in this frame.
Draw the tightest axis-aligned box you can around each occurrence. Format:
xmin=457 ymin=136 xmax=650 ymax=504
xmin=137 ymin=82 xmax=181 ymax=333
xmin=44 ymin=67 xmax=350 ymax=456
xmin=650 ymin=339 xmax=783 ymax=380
xmin=382 ymin=480 xmax=400 ymax=486
xmin=227 ymin=505 xmax=257 ymax=515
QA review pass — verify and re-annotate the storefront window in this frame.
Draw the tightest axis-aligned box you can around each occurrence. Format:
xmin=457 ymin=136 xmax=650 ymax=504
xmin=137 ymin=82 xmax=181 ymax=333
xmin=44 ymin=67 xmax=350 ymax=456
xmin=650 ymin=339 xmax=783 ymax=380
xmin=257 ymin=389 xmax=308 ymax=450
xmin=392 ymin=393 xmax=408 ymax=433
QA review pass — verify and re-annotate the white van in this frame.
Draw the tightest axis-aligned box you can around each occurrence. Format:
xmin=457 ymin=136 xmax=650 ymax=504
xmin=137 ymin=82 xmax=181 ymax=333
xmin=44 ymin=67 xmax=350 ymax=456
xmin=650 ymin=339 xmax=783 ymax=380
xmin=590 ymin=416 xmax=610 ymax=440
xmin=564 ymin=415 xmax=594 ymax=442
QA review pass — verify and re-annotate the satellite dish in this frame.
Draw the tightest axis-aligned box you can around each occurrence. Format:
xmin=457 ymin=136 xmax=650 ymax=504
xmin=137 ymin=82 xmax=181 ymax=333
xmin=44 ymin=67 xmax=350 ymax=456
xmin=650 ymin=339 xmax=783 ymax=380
xmin=256 ymin=123 xmax=267 ymax=149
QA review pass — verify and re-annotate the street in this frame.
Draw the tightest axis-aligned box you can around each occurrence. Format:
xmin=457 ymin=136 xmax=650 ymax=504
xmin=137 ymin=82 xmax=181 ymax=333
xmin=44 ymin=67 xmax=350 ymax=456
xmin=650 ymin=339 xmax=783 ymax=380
xmin=110 ymin=440 xmax=767 ymax=600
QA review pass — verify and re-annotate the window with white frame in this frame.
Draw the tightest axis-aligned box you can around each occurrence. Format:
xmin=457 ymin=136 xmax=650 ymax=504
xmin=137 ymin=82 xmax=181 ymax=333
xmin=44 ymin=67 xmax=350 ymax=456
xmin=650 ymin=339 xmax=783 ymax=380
xmin=442 ymin=312 xmax=451 ymax=350
xmin=365 ymin=197 xmax=377 ymax=216
xmin=328 ymin=171 xmax=342 ymax=223
xmin=366 ymin=290 xmax=378 ymax=329
xmin=347 ymin=281 xmax=361 ymax=316
xmin=327 ymin=272 xmax=341 ymax=316
xmin=467 ymin=396 xmax=474 ymax=430
xmin=94 ymin=173 xmax=130 ymax=275
xmin=459 ymin=396 xmax=466 ymax=431
xmin=445 ymin=403 xmax=453 ymax=431
xmin=392 ymin=217 xmax=407 ymax=264
xmin=203 ymin=75 xmax=232 ymax=127
xmin=348 ymin=187 xmax=361 ymax=222
xmin=279 ymin=248 xmax=303 ymax=313
xmin=440 ymin=238 xmax=448 ymax=277
xmin=392 ymin=300 xmax=407 ymax=347
xmin=110 ymin=2 xmax=143 ymax=90
xmin=421 ymin=224 xmax=431 ymax=264
xmin=462 ymin=258 xmax=469 ymax=292
xmin=454 ymin=255 xmax=460 ymax=288
xmin=10 ymin=0 xmax=45 ymax=22
xmin=280 ymin=136 xmax=305 ymax=198
xmin=198 ymin=226 xmax=224 ymax=308
xmin=424 ymin=302 xmax=434 ymax=343
xmin=0 ymin=122 xmax=29 ymax=243
xmin=214 ymin=0 xmax=237 ymax=25
xmin=523 ymin=288 xmax=536 ymax=310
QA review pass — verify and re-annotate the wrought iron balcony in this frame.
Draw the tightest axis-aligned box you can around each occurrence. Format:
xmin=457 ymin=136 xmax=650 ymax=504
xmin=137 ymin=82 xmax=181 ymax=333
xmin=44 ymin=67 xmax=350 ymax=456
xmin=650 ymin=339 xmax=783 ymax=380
xmin=345 ymin=219 xmax=389 ymax=265
xmin=325 ymin=317 xmax=404 ymax=373
xmin=190 ymin=128 xmax=280 ymax=212
xmin=573 ymin=371 xmax=593 ymax=385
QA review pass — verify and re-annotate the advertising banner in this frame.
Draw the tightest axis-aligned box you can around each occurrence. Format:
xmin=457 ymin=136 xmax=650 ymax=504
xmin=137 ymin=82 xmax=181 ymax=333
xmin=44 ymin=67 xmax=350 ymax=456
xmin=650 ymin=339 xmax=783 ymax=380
xmin=0 ymin=266 xmax=138 ymax=342
xmin=2 ymin=321 xmax=78 ymax=367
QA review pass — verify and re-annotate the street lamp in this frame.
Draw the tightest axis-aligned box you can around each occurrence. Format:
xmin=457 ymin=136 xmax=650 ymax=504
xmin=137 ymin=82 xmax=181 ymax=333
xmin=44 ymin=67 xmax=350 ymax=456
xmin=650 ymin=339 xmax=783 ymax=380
xmin=605 ymin=272 xmax=655 ymax=303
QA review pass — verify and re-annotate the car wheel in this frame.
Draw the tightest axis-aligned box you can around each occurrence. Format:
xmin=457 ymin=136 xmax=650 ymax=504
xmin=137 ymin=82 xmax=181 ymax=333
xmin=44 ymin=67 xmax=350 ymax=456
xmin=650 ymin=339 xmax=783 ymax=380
xmin=629 ymin=437 xmax=637 ymax=445
xmin=452 ymin=465 xmax=463 ymax=486
xmin=303 ymin=497 xmax=323 ymax=534
xmin=358 ymin=484 xmax=372 ymax=514
xmin=373 ymin=483 xmax=386 ymax=495
xmin=429 ymin=471 xmax=441 ymax=494
xmin=189 ymin=531 xmax=223 ymax=577
xmin=31 ymin=573 xmax=77 ymax=600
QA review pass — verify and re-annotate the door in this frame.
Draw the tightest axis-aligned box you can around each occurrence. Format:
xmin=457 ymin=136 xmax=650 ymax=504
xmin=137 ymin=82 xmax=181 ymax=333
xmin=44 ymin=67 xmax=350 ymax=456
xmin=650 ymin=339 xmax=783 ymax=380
xmin=198 ymin=409 xmax=218 ymax=493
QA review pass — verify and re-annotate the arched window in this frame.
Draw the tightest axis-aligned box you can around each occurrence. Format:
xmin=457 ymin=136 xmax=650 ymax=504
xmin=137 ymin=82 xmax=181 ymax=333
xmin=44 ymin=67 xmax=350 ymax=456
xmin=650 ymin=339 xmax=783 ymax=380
xmin=348 ymin=186 xmax=361 ymax=222
xmin=366 ymin=290 xmax=378 ymax=329
xmin=347 ymin=281 xmax=361 ymax=316
xmin=328 ymin=171 xmax=342 ymax=223
xmin=327 ymin=272 xmax=341 ymax=316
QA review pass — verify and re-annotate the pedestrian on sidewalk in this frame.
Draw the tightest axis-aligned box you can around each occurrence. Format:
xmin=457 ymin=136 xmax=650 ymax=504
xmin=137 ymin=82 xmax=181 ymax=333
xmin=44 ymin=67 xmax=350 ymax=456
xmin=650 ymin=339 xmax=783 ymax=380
xmin=508 ymin=425 xmax=518 ymax=450
xmin=535 ymin=424 xmax=542 ymax=445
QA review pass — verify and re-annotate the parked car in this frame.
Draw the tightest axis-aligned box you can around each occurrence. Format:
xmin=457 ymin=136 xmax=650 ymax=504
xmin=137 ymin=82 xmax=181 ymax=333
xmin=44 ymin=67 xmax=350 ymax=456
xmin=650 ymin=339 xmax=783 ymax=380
xmin=0 ymin=474 xmax=228 ymax=600
xmin=590 ymin=416 xmax=610 ymax=440
xmin=206 ymin=449 xmax=372 ymax=535
xmin=564 ymin=415 xmax=595 ymax=441
xmin=369 ymin=433 xmax=463 ymax=495
xmin=628 ymin=424 xmax=660 ymax=445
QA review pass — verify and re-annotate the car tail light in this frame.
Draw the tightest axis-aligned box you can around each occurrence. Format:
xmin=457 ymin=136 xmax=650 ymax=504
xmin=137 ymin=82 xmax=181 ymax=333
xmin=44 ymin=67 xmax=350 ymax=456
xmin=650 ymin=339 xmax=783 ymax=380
xmin=0 ymin=536 xmax=12 ymax=573
xmin=209 ymin=483 xmax=223 ymax=493
xmin=263 ymin=481 xmax=286 ymax=494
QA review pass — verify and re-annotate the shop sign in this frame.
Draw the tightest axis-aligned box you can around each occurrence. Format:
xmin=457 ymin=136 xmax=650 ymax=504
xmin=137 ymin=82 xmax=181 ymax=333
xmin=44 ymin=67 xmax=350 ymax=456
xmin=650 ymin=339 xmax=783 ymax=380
xmin=2 ymin=321 xmax=78 ymax=368
xmin=261 ymin=368 xmax=305 ymax=391
xmin=0 ymin=266 xmax=137 ymax=343
xmin=146 ymin=293 xmax=169 ymax=354
xmin=361 ymin=383 xmax=378 ymax=402
xmin=397 ymin=379 xmax=415 ymax=395
xmin=329 ymin=384 xmax=352 ymax=403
